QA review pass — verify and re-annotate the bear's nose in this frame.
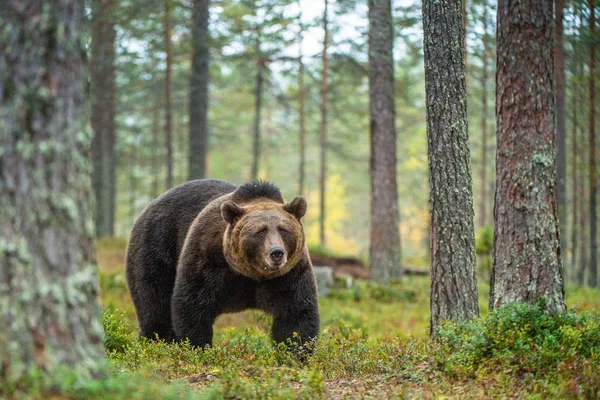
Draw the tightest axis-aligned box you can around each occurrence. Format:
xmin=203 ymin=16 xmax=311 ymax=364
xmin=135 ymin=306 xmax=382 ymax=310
xmin=269 ymin=247 xmax=285 ymax=263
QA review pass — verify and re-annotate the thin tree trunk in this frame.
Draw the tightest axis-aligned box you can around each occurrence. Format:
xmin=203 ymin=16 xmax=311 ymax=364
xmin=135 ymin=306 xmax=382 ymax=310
xmin=478 ymin=0 xmax=490 ymax=228
xmin=251 ymin=59 xmax=264 ymax=181
xmin=319 ymin=0 xmax=329 ymax=249
xmin=263 ymin=108 xmax=273 ymax=177
xmin=164 ymin=0 xmax=174 ymax=189
xmin=368 ymin=0 xmax=402 ymax=281
xmin=555 ymin=0 xmax=567 ymax=267
xmin=588 ymin=0 xmax=597 ymax=288
xmin=130 ymin=135 xmax=138 ymax=226
xmin=298 ymin=3 xmax=306 ymax=196
xmin=0 ymin=0 xmax=104 ymax=382
xmin=490 ymin=0 xmax=566 ymax=313
xmin=91 ymin=0 xmax=116 ymax=237
xmin=151 ymin=81 xmax=161 ymax=198
xmin=422 ymin=0 xmax=479 ymax=335
xmin=188 ymin=0 xmax=210 ymax=180
xmin=570 ymin=68 xmax=579 ymax=274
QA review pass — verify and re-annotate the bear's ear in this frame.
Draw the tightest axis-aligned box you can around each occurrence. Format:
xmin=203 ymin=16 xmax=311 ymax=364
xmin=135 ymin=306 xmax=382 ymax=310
xmin=283 ymin=196 xmax=307 ymax=220
xmin=221 ymin=201 xmax=245 ymax=225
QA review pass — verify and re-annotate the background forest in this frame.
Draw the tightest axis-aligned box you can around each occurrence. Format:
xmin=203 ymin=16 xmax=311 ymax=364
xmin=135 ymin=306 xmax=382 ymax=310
xmin=95 ymin=0 xmax=599 ymax=286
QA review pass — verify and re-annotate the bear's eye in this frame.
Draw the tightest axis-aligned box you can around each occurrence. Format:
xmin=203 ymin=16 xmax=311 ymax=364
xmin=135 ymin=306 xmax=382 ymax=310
xmin=257 ymin=227 xmax=268 ymax=235
xmin=278 ymin=227 xmax=289 ymax=235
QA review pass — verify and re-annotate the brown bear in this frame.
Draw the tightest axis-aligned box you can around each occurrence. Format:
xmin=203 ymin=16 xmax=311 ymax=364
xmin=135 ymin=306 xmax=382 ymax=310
xmin=125 ymin=179 xmax=320 ymax=348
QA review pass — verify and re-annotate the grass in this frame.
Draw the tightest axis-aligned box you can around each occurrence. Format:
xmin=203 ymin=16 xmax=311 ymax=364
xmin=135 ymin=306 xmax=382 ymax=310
xmin=24 ymin=237 xmax=600 ymax=399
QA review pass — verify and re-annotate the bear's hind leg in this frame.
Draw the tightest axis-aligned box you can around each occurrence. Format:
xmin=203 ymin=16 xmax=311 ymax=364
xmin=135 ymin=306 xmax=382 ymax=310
xmin=127 ymin=259 xmax=176 ymax=342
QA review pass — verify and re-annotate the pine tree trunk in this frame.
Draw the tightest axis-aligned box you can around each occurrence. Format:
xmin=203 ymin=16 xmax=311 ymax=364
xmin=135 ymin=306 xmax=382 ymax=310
xmin=0 ymin=0 xmax=104 ymax=382
xmin=188 ymin=0 xmax=210 ymax=180
xmin=490 ymin=0 xmax=566 ymax=312
xmin=588 ymin=0 xmax=597 ymax=288
xmin=422 ymin=0 xmax=479 ymax=334
xmin=91 ymin=0 xmax=116 ymax=237
xmin=298 ymin=3 xmax=306 ymax=197
xmin=151 ymin=80 xmax=161 ymax=199
xmin=576 ymin=3 xmax=587 ymax=286
xmin=164 ymin=0 xmax=174 ymax=189
xmin=555 ymin=0 xmax=567 ymax=268
xmin=478 ymin=0 xmax=490 ymax=229
xmin=570 ymin=70 xmax=579 ymax=274
xmin=251 ymin=59 xmax=264 ymax=181
xmin=130 ymin=136 xmax=138 ymax=225
xmin=319 ymin=0 xmax=329 ymax=249
xmin=368 ymin=0 xmax=402 ymax=281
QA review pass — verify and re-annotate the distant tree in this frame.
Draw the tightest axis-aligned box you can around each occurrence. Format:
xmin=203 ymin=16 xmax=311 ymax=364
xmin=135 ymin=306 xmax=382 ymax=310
xmin=490 ymin=0 xmax=566 ymax=312
xmin=0 ymin=0 xmax=104 ymax=381
xmin=320 ymin=0 xmax=329 ymax=249
xmin=588 ymin=0 xmax=597 ymax=287
xmin=298 ymin=2 xmax=306 ymax=197
xmin=91 ymin=0 xmax=117 ymax=237
xmin=478 ymin=0 xmax=491 ymax=228
xmin=189 ymin=0 xmax=210 ymax=180
xmin=368 ymin=0 xmax=402 ymax=281
xmin=422 ymin=0 xmax=479 ymax=334
xmin=164 ymin=0 xmax=174 ymax=189
xmin=555 ymin=0 xmax=567 ymax=266
xmin=251 ymin=55 xmax=265 ymax=181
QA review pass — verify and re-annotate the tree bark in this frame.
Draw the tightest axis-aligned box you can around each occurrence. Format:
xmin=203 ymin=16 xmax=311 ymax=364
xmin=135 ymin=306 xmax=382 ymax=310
xmin=588 ymin=0 xmax=597 ymax=288
xmin=490 ymin=0 xmax=566 ymax=313
xmin=478 ymin=0 xmax=490 ymax=228
xmin=298 ymin=3 xmax=306 ymax=197
xmin=368 ymin=0 xmax=402 ymax=281
xmin=164 ymin=0 xmax=174 ymax=189
xmin=188 ymin=0 xmax=210 ymax=180
xmin=0 ymin=0 xmax=104 ymax=382
xmin=555 ymin=0 xmax=567 ymax=268
xmin=91 ymin=0 xmax=116 ymax=237
xmin=422 ymin=0 xmax=479 ymax=335
xmin=251 ymin=59 xmax=264 ymax=181
xmin=319 ymin=0 xmax=329 ymax=249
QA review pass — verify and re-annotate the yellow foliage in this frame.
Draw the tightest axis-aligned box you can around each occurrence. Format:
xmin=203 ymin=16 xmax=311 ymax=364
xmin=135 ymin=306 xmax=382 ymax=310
xmin=304 ymin=174 xmax=360 ymax=254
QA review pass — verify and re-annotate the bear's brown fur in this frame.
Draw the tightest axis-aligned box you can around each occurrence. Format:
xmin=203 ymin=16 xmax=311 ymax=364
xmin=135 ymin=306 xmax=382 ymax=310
xmin=126 ymin=179 xmax=320 ymax=348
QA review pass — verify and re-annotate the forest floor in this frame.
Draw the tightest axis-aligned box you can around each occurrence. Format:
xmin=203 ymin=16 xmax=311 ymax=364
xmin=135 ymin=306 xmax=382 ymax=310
xmin=96 ymin=238 xmax=600 ymax=399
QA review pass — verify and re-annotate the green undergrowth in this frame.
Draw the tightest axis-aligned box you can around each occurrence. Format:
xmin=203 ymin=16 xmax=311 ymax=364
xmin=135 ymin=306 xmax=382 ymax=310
xmin=17 ymin=239 xmax=594 ymax=398
xmin=97 ymin=298 xmax=600 ymax=399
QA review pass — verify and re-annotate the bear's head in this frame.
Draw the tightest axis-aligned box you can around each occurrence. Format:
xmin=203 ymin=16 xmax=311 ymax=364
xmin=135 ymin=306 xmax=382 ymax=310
xmin=221 ymin=197 xmax=307 ymax=280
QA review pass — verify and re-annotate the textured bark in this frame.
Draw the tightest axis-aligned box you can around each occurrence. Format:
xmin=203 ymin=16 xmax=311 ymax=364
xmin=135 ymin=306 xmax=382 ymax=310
xmin=298 ymin=3 xmax=306 ymax=197
xmin=91 ymin=0 xmax=116 ymax=237
xmin=588 ymin=0 xmax=597 ymax=288
xmin=423 ymin=0 xmax=479 ymax=335
xmin=164 ymin=0 xmax=174 ymax=189
xmin=555 ymin=0 xmax=567 ymax=267
xmin=490 ymin=0 xmax=566 ymax=312
xmin=188 ymin=0 xmax=210 ymax=180
xmin=319 ymin=0 xmax=329 ymax=249
xmin=250 ymin=59 xmax=264 ymax=181
xmin=368 ymin=0 xmax=402 ymax=281
xmin=0 ymin=0 xmax=104 ymax=381
xmin=478 ymin=0 xmax=490 ymax=228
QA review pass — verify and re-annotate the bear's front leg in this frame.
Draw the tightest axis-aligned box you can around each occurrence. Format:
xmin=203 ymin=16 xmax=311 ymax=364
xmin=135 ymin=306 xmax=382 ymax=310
xmin=262 ymin=265 xmax=320 ymax=347
xmin=171 ymin=275 xmax=220 ymax=348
